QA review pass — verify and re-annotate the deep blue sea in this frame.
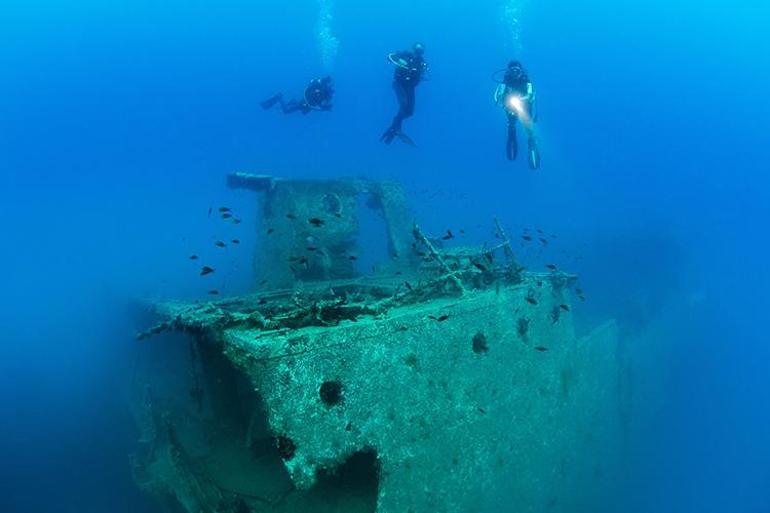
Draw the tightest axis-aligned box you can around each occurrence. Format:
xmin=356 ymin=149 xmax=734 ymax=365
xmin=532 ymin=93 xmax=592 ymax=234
xmin=1 ymin=1 xmax=768 ymax=512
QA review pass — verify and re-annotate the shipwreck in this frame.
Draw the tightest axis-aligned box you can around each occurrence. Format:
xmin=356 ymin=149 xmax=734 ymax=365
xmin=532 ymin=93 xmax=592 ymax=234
xmin=130 ymin=173 xmax=629 ymax=513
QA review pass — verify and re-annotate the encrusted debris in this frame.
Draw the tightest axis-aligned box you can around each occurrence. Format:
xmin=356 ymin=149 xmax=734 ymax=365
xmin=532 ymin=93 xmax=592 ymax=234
xmin=128 ymin=174 xmax=627 ymax=513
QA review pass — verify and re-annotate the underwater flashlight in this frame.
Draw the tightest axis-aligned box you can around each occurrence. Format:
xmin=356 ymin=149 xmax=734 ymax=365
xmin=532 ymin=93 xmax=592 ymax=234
xmin=506 ymin=95 xmax=524 ymax=115
xmin=504 ymin=94 xmax=534 ymax=131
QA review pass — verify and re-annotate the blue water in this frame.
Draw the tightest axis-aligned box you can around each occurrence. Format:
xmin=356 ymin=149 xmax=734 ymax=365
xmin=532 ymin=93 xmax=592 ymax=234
xmin=1 ymin=1 xmax=768 ymax=512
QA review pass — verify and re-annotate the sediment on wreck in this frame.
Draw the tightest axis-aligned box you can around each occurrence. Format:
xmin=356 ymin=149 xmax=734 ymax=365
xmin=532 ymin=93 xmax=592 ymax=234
xmin=128 ymin=174 xmax=630 ymax=513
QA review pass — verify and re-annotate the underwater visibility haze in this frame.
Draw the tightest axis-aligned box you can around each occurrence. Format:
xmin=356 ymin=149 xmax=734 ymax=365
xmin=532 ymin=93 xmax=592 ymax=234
xmin=1 ymin=0 xmax=769 ymax=512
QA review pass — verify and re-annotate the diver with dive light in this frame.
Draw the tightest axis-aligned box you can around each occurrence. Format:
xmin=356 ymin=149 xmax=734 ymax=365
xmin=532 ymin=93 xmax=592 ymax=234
xmin=261 ymin=76 xmax=334 ymax=115
xmin=494 ymin=61 xmax=540 ymax=169
xmin=381 ymin=43 xmax=428 ymax=146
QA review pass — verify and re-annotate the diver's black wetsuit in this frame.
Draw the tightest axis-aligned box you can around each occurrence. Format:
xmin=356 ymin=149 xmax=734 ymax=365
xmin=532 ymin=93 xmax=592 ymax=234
xmin=381 ymin=50 xmax=427 ymax=144
xmin=503 ymin=72 xmax=531 ymax=161
xmin=500 ymin=66 xmax=540 ymax=169
xmin=262 ymin=78 xmax=334 ymax=115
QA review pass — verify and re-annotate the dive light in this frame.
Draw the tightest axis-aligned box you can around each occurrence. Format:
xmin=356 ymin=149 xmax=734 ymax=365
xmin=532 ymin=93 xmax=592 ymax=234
xmin=506 ymin=95 xmax=525 ymax=115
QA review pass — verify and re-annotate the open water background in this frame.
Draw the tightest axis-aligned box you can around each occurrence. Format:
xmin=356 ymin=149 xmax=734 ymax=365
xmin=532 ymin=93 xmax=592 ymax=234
xmin=0 ymin=1 xmax=768 ymax=511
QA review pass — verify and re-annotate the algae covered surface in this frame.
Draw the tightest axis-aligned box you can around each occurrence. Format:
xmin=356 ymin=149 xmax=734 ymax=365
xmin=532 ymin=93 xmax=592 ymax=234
xmin=130 ymin=177 xmax=630 ymax=513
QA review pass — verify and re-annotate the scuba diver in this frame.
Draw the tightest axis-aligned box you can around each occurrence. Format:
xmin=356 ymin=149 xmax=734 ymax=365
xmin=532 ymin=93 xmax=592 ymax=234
xmin=493 ymin=61 xmax=541 ymax=169
xmin=261 ymin=76 xmax=334 ymax=115
xmin=381 ymin=43 xmax=428 ymax=146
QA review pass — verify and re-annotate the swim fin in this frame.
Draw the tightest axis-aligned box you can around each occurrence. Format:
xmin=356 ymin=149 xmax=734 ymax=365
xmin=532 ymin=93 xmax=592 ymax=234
xmin=506 ymin=126 xmax=518 ymax=161
xmin=260 ymin=93 xmax=283 ymax=110
xmin=506 ymin=138 xmax=518 ymax=161
xmin=395 ymin=130 xmax=417 ymax=147
xmin=528 ymin=140 xmax=541 ymax=170
xmin=381 ymin=127 xmax=396 ymax=144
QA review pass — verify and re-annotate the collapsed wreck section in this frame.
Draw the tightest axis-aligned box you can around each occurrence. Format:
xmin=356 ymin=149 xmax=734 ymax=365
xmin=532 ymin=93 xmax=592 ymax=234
xmin=130 ymin=174 xmax=628 ymax=513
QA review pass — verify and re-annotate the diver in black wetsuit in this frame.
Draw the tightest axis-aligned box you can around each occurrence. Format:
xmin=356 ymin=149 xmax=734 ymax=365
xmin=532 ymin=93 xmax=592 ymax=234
xmin=261 ymin=76 xmax=334 ymax=115
xmin=381 ymin=43 xmax=428 ymax=146
xmin=494 ymin=61 xmax=540 ymax=169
